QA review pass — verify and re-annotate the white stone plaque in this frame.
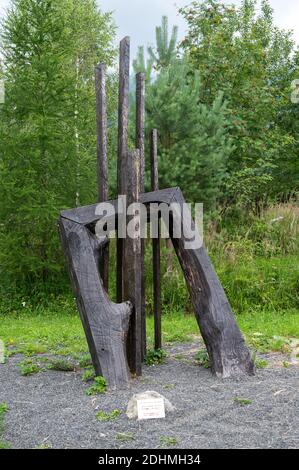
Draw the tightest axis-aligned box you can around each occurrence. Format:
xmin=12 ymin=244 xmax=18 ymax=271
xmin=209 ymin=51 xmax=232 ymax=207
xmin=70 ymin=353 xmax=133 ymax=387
xmin=137 ymin=398 xmax=165 ymax=420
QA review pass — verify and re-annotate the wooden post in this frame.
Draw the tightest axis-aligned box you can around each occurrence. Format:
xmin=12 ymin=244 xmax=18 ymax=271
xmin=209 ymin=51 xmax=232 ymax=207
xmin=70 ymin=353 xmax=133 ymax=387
xmin=117 ymin=37 xmax=130 ymax=303
xmin=59 ymin=216 xmax=132 ymax=388
xmin=136 ymin=72 xmax=146 ymax=359
xmin=95 ymin=63 xmax=109 ymax=290
xmin=123 ymin=149 xmax=142 ymax=375
xmin=169 ymin=188 xmax=255 ymax=378
xmin=150 ymin=129 xmax=162 ymax=350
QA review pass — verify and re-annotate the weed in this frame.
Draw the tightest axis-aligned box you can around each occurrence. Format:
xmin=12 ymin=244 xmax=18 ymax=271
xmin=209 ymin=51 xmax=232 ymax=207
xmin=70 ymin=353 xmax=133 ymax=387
xmin=234 ymin=397 xmax=252 ymax=406
xmin=47 ymin=358 xmax=75 ymax=372
xmin=163 ymin=384 xmax=175 ymax=390
xmin=144 ymin=349 xmax=167 ymax=366
xmin=85 ymin=376 xmax=106 ymax=396
xmin=174 ymin=353 xmax=184 ymax=360
xmin=19 ymin=359 xmax=40 ymax=376
xmin=96 ymin=409 xmax=121 ymax=422
xmin=0 ymin=403 xmax=8 ymax=414
xmin=159 ymin=436 xmax=178 ymax=447
xmin=195 ymin=350 xmax=210 ymax=368
xmin=35 ymin=442 xmax=52 ymax=449
xmin=78 ymin=354 xmax=92 ymax=368
xmin=82 ymin=367 xmax=95 ymax=382
xmin=115 ymin=432 xmax=134 ymax=442
xmin=0 ymin=402 xmax=9 ymax=449
xmin=248 ymin=334 xmax=286 ymax=354
xmin=253 ymin=357 xmax=268 ymax=369
xmin=283 ymin=361 xmax=290 ymax=368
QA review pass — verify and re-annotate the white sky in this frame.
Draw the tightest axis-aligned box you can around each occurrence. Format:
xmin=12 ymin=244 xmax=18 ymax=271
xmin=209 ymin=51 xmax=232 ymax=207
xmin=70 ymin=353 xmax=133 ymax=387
xmin=0 ymin=0 xmax=298 ymax=61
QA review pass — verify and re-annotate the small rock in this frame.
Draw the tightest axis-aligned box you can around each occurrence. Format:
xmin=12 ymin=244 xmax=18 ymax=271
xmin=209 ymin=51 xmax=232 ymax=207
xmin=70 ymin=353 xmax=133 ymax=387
xmin=126 ymin=391 xmax=175 ymax=420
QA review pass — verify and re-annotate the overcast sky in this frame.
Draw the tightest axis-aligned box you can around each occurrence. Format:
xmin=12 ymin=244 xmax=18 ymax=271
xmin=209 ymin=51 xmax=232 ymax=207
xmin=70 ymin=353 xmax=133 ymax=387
xmin=0 ymin=0 xmax=298 ymax=61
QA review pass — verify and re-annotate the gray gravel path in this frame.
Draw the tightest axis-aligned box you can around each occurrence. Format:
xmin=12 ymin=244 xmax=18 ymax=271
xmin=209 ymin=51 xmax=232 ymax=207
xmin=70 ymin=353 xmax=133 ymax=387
xmin=0 ymin=344 xmax=298 ymax=449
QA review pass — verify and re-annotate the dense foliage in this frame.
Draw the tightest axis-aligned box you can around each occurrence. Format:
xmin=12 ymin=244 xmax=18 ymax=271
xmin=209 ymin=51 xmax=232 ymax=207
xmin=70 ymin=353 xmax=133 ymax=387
xmin=180 ymin=0 xmax=299 ymax=210
xmin=0 ymin=0 xmax=298 ymax=312
xmin=0 ymin=0 xmax=116 ymax=288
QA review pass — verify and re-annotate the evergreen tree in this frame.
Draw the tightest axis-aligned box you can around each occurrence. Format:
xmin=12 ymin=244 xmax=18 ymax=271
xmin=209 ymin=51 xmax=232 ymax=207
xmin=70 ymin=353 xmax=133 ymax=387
xmin=132 ymin=46 xmax=153 ymax=82
xmin=148 ymin=16 xmax=178 ymax=69
xmin=146 ymin=59 xmax=233 ymax=212
xmin=180 ymin=0 xmax=298 ymax=210
xmin=0 ymin=0 xmax=116 ymax=289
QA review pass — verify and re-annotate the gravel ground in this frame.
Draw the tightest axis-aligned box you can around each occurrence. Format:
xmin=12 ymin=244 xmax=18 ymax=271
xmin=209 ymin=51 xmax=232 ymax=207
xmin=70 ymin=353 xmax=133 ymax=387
xmin=0 ymin=343 xmax=298 ymax=449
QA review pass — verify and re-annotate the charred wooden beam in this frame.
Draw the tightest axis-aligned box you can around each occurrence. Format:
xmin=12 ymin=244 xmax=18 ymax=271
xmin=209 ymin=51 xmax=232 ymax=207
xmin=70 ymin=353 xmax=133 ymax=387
xmin=150 ymin=129 xmax=162 ymax=350
xmin=60 ymin=185 xmax=254 ymax=380
xmin=123 ymin=149 xmax=142 ymax=375
xmin=95 ymin=63 xmax=109 ymax=290
xmin=169 ymin=188 xmax=255 ymax=378
xmin=136 ymin=72 xmax=146 ymax=359
xmin=117 ymin=36 xmax=130 ymax=303
xmin=59 ymin=216 xmax=132 ymax=388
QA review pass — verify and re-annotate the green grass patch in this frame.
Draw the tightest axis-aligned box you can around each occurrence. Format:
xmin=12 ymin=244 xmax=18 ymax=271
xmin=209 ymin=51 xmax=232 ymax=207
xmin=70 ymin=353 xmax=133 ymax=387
xmin=253 ymin=357 xmax=268 ymax=369
xmin=147 ymin=313 xmax=198 ymax=344
xmin=234 ymin=397 xmax=252 ymax=406
xmin=115 ymin=432 xmax=134 ymax=442
xmin=0 ymin=403 xmax=10 ymax=449
xmin=19 ymin=359 xmax=41 ymax=376
xmin=96 ymin=409 xmax=121 ymax=422
xmin=85 ymin=376 xmax=106 ymax=396
xmin=46 ymin=358 xmax=75 ymax=372
xmin=195 ymin=350 xmax=210 ymax=368
xmin=144 ymin=348 xmax=167 ymax=366
xmin=82 ymin=367 xmax=95 ymax=383
xmin=159 ymin=436 xmax=178 ymax=447
xmin=0 ymin=302 xmax=297 ymax=360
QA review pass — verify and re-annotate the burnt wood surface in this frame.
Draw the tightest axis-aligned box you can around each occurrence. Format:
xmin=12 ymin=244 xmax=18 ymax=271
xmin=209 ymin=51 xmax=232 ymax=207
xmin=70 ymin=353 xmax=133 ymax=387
xmin=59 ymin=216 xmax=132 ymax=388
xmin=150 ymin=129 xmax=162 ymax=350
xmin=60 ymin=185 xmax=254 ymax=379
xmin=95 ymin=63 xmax=109 ymax=290
xmin=136 ymin=72 xmax=146 ymax=359
xmin=123 ymin=149 xmax=142 ymax=375
xmin=169 ymin=189 xmax=255 ymax=377
xmin=117 ymin=37 xmax=130 ymax=303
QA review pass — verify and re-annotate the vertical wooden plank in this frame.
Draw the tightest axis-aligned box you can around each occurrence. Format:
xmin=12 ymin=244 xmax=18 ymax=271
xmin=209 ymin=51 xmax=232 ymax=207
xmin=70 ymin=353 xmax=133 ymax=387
xmin=95 ymin=63 xmax=108 ymax=202
xmin=117 ymin=37 xmax=130 ymax=303
xmin=150 ymin=130 xmax=162 ymax=350
xmin=59 ymin=216 xmax=132 ymax=388
xmin=123 ymin=149 xmax=142 ymax=375
xmin=95 ymin=63 xmax=109 ymax=290
xmin=150 ymin=130 xmax=159 ymax=192
xmin=136 ymin=72 xmax=145 ymax=191
xmin=136 ymin=72 xmax=146 ymax=359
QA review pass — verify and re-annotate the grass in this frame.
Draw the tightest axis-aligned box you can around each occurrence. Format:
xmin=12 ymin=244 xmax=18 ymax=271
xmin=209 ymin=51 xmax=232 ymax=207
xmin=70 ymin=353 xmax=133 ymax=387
xmin=159 ymin=436 xmax=178 ymax=447
xmin=46 ymin=358 xmax=75 ymax=372
xmin=144 ymin=348 xmax=167 ymax=366
xmin=0 ymin=403 xmax=9 ymax=449
xmin=81 ymin=367 xmax=95 ymax=382
xmin=115 ymin=432 xmax=134 ymax=442
xmin=0 ymin=248 xmax=298 ymax=360
xmin=234 ymin=397 xmax=252 ymax=406
xmin=19 ymin=359 xmax=41 ymax=376
xmin=195 ymin=350 xmax=210 ymax=368
xmin=0 ymin=307 xmax=297 ymax=359
xmin=85 ymin=376 xmax=106 ymax=396
xmin=96 ymin=409 xmax=121 ymax=422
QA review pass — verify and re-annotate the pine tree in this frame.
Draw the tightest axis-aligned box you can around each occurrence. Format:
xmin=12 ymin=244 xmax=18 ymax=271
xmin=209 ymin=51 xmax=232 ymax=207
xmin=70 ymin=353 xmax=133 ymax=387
xmin=132 ymin=46 xmax=153 ymax=82
xmin=148 ymin=16 xmax=178 ymax=69
xmin=0 ymin=0 xmax=116 ymax=289
xmin=180 ymin=0 xmax=298 ymax=209
xmin=146 ymin=59 xmax=233 ymax=212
